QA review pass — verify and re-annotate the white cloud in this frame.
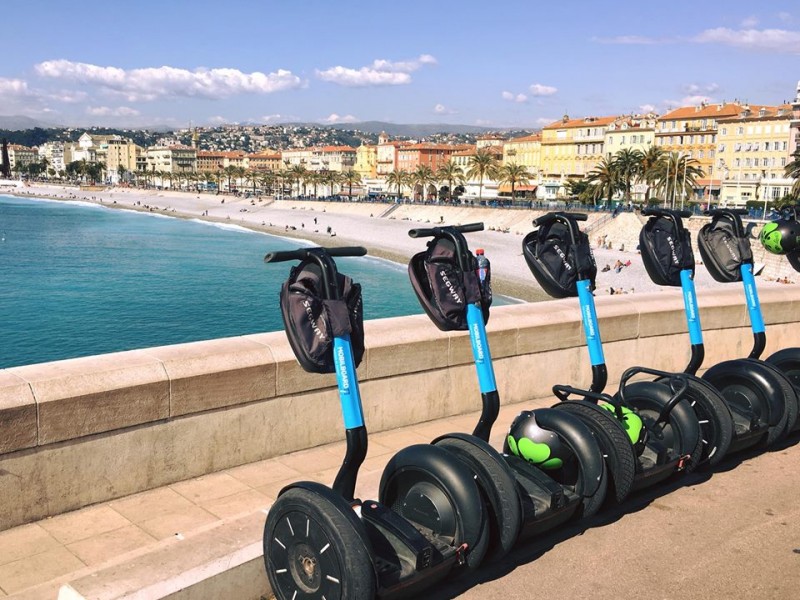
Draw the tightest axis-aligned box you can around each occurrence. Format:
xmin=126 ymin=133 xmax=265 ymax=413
xmin=86 ymin=106 xmax=140 ymax=117
xmin=639 ymin=104 xmax=657 ymax=113
xmin=208 ymin=116 xmax=229 ymax=125
xmin=48 ymin=90 xmax=88 ymax=103
xmin=536 ymin=117 xmax=556 ymax=127
xmin=35 ymin=59 xmax=304 ymax=101
xmin=683 ymin=82 xmax=719 ymax=94
xmin=740 ymin=16 xmax=759 ymax=28
xmin=433 ymin=103 xmax=457 ymax=115
xmin=693 ymin=27 xmax=800 ymax=53
xmin=529 ymin=83 xmax=558 ymax=96
xmin=502 ymin=91 xmax=528 ymax=103
xmin=0 ymin=78 xmax=30 ymax=96
xmin=779 ymin=12 xmax=793 ymax=23
xmin=322 ymin=113 xmax=358 ymax=124
xmin=259 ymin=114 xmax=286 ymax=124
xmin=316 ymin=54 xmax=436 ymax=87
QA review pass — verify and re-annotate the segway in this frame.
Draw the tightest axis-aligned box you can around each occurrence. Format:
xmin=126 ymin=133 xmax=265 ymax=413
xmin=695 ymin=208 xmax=799 ymax=440
xmin=637 ymin=207 xmax=737 ymax=467
xmin=759 ymin=205 xmax=800 ymax=410
xmin=262 ymin=246 xmax=489 ymax=600
xmin=407 ymin=223 xmax=608 ymax=551
xmin=640 ymin=207 xmax=794 ymax=459
xmin=522 ymin=212 xmax=702 ymax=503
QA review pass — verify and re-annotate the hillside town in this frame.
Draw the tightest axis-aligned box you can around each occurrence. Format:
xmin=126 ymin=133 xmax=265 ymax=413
xmin=3 ymin=82 xmax=800 ymax=208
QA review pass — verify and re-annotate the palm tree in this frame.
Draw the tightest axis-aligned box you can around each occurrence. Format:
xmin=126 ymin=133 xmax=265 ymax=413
xmin=563 ymin=178 xmax=591 ymax=203
xmin=585 ymin=157 xmax=620 ymax=205
xmin=341 ymin=169 xmax=361 ymax=200
xmin=611 ymin=148 xmax=644 ymax=201
xmin=411 ymin=164 xmax=436 ymax=201
xmin=640 ymin=145 xmax=665 ymax=202
xmin=785 ymin=150 xmax=800 ymax=198
xmin=385 ymin=170 xmax=409 ymax=200
xmin=466 ymin=150 xmax=500 ymax=202
xmin=436 ymin=162 xmax=465 ymax=202
xmin=652 ymin=153 xmax=703 ymax=207
xmin=323 ymin=170 xmax=342 ymax=197
xmin=497 ymin=163 xmax=531 ymax=204
xmin=287 ymin=164 xmax=308 ymax=197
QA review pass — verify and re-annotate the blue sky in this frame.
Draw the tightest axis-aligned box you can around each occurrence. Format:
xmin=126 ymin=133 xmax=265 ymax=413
xmin=1 ymin=1 xmax=799 ymax=129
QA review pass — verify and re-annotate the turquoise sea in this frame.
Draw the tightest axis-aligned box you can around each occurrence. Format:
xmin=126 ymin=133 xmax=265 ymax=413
xmin=0 ymin=195 xmax=448 ymax=369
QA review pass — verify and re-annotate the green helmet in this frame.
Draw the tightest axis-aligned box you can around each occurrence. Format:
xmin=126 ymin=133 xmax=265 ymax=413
xmin=760 ymin=219 xmax=800 ymax=255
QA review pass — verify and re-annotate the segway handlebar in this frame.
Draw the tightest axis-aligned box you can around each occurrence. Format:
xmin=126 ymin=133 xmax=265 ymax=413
xmin=552 ymin=384 xmax=616 ymax=406
xmin=533 ymin=211 xmax=587 ymax=227
xmin=705 ymin=207 xmax=748 ymax=217
xmin=641 ymin=207 xmax=693 ymax=219
xmin=408 ymin=222 xmax=484 ymax=238
xmin=618 ymin=366 xmax=689 ymax=428
xmin=264 ymin=246 xmax=368 ymax=263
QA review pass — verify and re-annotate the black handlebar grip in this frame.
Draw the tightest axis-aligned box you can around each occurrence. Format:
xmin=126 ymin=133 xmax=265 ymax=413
xmin=706 ymin=208 xmax=748 ymax=216
xmin=264 ymin=246 xmax=368 ymax=263
xmin=327 ymin=246 xmax=368 ymax=257
xmin=642 ymin=208 xmax=693 ymax=218
xmin=454 ymin=222 xmax=484 ymax=233
xmin=264 ymin=249 xmax=308 ymax=263
xmin=408 ymin=222 xmax=485 ymax=238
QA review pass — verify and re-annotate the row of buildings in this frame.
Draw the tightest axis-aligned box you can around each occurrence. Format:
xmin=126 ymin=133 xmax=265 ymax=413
xmin=4 ymin=82 xmax=800 ymax=204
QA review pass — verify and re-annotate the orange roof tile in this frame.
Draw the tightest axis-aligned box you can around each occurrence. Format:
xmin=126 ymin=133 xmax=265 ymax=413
xmin=658 ymin=102 xmax=762 ymax=120
xmin=542 ymin=115 xmax=618 ymax=130
xmin=507 ymin=133 xmax=541 ymax=143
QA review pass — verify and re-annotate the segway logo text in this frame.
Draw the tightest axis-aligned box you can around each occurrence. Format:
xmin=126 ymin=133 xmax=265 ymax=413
xmin=336 ymin=346 xmax=350 ymax=393
xmin=684 ymin=289 xmax=697 ymax=321
xmin=667 ymin=236 xmax=679 ymax=266
xmin=472 ymin=323 xmax=485 ymax=362
xmin=722 ymin=238 xmax=739 ymax=261
xmin=583 ymin=305 xmax=596 ymax=339
xmin=302 ymin=300 xmax=326 ymax=340
xmin=440 ymin=271 xmax=463 ymax=304
xmin=553 ymin=244 xmax=572 ymax=270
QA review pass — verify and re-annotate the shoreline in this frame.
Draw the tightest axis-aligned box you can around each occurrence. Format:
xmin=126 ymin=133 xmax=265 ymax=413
xmin=5 ymin=184 xmax=792 ymax=303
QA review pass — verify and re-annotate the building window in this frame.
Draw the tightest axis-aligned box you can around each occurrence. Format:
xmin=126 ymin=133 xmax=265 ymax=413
xmin=698 ymin=150 xmax=704 ymax=159
xmin=737 ymin=127 xmax=744 ymax=135
xmin=719 ymin=143 xmax=726 ymax=152
xmin=721 ymin=127 xmax=727 ymax=135
xmin=765 ymin=141 xmax=771 ymax=151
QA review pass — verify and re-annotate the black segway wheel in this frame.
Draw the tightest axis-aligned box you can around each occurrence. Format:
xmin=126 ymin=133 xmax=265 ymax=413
xmin=621 ymin=381 xmax=702 ymax=471
xmin=763 ymin=350 xmax=800 ymax=433
xmin=526 ymin=408 xmax=609 ymax=518
xmin=551 ymin=401 xmax=637 ymax=504
xmin=747 ymin=358 xmax=799 ymax=436
xmin=655 ymin=375 xmax=734 ymax=469
xmin=380 ymin=444 xmax=488 ymax=570
xmin=767 ymin=347 xmax=800 ymax=392
xmin=433 ymin=434 xmax=522 ymax=562
xmin=265 ymin=486 xmax=376 ymax=600
xmin=703 ymin=360 xmax=790 ymax=447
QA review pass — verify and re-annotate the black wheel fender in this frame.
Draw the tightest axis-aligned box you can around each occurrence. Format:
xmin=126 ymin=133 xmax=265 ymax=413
xmin=743 ymin=358 xmax=799 ymax=434
xmin=379 ymin=444 xmax=487 ymax=567
xmin=551 ymin=400 xmax=637 ymax=504
xmin=656 ymin=374 xmax=734 ymax=469
xmin=531 ymin=408 xmax=605 ymax=498
xmin=620 ymin=381 xmax=701 ymax=460
xmin=766 ymin=347 xmax=800 ymax=392
xmin=703 ymin=359 xmax=786 ymax=429
xmin=432 ymin=433 xmax=522 ymax=561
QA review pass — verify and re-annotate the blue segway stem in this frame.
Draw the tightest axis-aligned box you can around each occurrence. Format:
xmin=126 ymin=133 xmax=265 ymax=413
xmin=741 ymin=264 xmax=765 ymax=335
xmin=466 ymin=303 xmax=497 ymax=394
xmin=333 ymin=334 xmax=365 ymax=429
xmin=577 ymin=279 xmax=605 ymax=367
xmin=680 ymin=269 xmax=704 ymax=345
xmin=740 ymin=263 xmax=767 ymax=359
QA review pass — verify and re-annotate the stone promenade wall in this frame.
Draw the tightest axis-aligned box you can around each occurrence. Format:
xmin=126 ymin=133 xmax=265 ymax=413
xmin=1 ymin=287 xmax=799 ymax=531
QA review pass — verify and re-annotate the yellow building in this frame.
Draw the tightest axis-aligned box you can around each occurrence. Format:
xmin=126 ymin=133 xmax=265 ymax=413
xmin=6 ymin=145 xmax=37 ymax=171
xmin=655 ymin=102 xmax=751 ymax=183
xmin=247 ymin=152 xmax=282 ymax=172
xmin=715 ymin=105 xmax=793 ymax=206
xmin=540 ymin=115 xmax=617 ymax=197
xmin=354 ymin=144 xmax=377 ymax=179
xmin=603 ymin=115 xmax=656 ymax=158
xmin=144 ymin=145 xmax=197 ymax=182
xmin=105 ymin=138 xmax=141 ymax=183
xmin=502 ymin=133 xmax=541 ymax=174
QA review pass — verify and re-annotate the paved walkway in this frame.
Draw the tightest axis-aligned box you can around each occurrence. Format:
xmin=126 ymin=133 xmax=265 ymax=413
xmin=1 ymin=394 xmax=799 ymax=599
